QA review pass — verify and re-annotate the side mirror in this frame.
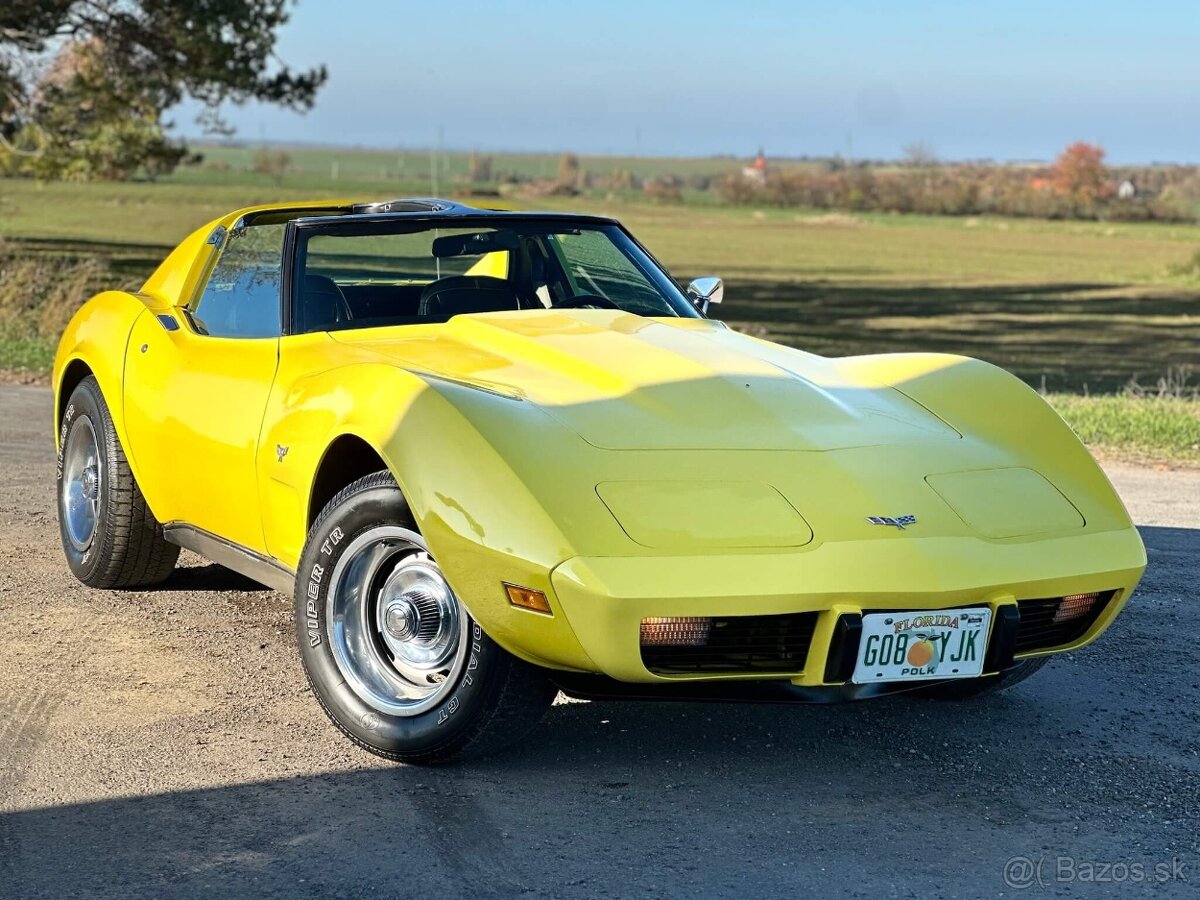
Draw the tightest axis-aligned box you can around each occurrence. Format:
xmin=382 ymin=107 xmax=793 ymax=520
xmin=686 ymin=276 xmax=724 ymax=315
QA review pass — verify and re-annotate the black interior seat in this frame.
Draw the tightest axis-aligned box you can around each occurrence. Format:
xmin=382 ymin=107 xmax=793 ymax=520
xmin=418 ymin=275 xmax=523 ymax=319
xmin=522 ymin=245 xmax=552 ymax=308
xmin=297 ymin=274 xmax=351 ymax=333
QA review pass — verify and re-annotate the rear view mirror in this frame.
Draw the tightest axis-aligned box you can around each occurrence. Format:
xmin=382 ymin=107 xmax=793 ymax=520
xmin=686 ymin=276 xmax=724 ymax=315
xmin=432 ymin=230 xmax=520 ymax=258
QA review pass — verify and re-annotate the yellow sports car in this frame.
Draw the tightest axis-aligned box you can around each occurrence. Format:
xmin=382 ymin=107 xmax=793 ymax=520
xmin=54 ymin=199 xmax=1146 ymax=763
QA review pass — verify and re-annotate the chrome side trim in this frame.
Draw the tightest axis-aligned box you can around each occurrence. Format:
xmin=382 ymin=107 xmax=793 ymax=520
xmin=163 ymin=523 xmax=295 ymax=594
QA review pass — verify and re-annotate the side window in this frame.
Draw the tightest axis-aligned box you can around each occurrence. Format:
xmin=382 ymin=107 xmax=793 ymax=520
xmin=191 ymin=224 xmax=286 ymax=338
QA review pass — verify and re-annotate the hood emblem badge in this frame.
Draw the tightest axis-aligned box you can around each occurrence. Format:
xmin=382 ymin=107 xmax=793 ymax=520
xmin=867 ymin=515 xmax=917 ymax=530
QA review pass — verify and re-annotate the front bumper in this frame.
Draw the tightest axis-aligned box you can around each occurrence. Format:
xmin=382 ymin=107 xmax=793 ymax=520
xmin=549 ymin=526 xmax=1146 ymax=684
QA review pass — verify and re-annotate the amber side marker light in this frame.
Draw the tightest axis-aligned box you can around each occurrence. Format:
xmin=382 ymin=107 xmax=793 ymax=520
xmin=505 ymin=583 xmax=553 ymax=615
xmin=1053 ymin=592 xmax=1102 ymax=624
xmin=640 ymin=616 xmax=712 ymax=647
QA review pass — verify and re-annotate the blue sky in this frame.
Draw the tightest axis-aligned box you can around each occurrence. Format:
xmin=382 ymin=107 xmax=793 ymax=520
xmin=176 ymin=0 xmax=1200 ymax=163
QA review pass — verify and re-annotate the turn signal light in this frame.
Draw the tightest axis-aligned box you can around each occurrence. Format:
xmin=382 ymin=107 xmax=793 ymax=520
xmin=640 ymin=616 xmax=712 ymax=647
xmin=1053 ymin=592 xmax=1100 ymax=624
xmin=505 ymin=583 xmax=553 ymax=615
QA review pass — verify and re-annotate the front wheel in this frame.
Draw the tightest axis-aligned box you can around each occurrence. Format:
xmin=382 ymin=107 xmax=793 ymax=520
xmin=295 ymin=471 xmax=557 ymax=763
xmin=56 ymin=375 xmax=179 ymax=588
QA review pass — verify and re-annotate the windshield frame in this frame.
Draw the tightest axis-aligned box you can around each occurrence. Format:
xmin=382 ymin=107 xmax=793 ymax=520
xmin=281 ymin=213 xmax=701 ymax=334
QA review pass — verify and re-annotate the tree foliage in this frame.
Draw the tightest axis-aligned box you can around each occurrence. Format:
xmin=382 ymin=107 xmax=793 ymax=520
xmin=556 ymin=152 xmax=581 ymax=188
xmin=1051 ymin=141 xmax=1109 ymax=205
xmin=252 ymin=147 xmax=291 ymax=186
xmin=0 ymin=1 xmax=326 ymax=179
xmin=714 ymin=152 xmax=1191 ymax=223
xmin=901 ymin=142 xmax=938 ymax=167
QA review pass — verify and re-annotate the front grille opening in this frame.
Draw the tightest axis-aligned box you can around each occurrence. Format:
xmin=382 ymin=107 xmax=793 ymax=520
xmin=640 ymin=612 xmax=819 ymax=675
xmin=1015 ymin=590 xmax=1118 ymax=654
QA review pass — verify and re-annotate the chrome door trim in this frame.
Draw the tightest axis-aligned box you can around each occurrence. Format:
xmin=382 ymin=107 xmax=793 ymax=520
xmin=163 ymin=523 xmax=295 ymax=594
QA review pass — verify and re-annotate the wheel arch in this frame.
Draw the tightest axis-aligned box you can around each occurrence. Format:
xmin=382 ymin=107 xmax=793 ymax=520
xmin=270 ymin=368 xmax=595 ymax=674
xmin=307 ymin=432 xmax=393 ymax=529
xmin=55 ymin=357 xmax=95 ymax=442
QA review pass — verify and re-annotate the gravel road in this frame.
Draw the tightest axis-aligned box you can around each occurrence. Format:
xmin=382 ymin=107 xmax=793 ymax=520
xmin=0 ymin=384 xmax=1196 ymax=899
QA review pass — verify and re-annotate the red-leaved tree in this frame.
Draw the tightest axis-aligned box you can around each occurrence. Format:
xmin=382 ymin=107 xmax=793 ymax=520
xmin=1052 ymin=142 xmax=1110 ymax=203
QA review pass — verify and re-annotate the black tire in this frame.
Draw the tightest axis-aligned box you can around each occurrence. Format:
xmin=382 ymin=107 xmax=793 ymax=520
xmin=295 ymin=470 xmax=557 ymax=764
xmin=56 ymin=375 xmax=179 ymax=589
xmin=914 ymin=657 xmax=1050 ymax=700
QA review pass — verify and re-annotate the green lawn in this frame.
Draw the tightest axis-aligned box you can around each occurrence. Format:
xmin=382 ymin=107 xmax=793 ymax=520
xmin=2 ymin=165 xmax=1198 ymax=462
xmin=1047 ymin=394 xmax=1199 ymax=464
xmin=164 ymin=143 xmax=767 ymax=194
xmin=0 ymin=336 xmax=56 ymax=372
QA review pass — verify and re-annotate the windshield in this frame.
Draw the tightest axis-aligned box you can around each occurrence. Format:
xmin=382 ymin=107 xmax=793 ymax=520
xmin=290 ymin=220 xmax=699 ymax=333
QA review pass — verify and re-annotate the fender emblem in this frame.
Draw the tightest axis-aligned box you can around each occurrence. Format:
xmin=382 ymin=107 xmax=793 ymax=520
xmin=276 ymin=444 xmax=289 ymax=463
xmin=867 ymin=515 xmax=917 ymax=529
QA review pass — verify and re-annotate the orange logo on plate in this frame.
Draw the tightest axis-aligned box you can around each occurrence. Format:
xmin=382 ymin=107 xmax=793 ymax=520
xmin=907 ymin=637 xmax=935 ymax=667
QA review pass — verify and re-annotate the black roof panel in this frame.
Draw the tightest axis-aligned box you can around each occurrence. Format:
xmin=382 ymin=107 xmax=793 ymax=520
xmin=293 ymin=199 xmax=620 ymax=229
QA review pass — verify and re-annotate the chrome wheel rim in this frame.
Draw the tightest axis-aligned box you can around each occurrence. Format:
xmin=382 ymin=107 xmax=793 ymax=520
xmin=326 ymin=526 xmax=468 ymax=717
xmin=61 ymin=416 xmax=101 ymax=552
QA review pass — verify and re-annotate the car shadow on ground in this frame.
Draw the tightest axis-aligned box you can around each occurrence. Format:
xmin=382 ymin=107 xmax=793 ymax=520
xmin=155 ymin=562 xmax=277 ymax=593
xmin=2 ymin=673 xmax=1196 ymax=898
xmin=2 ymin=526 xmax=1196 ymax=899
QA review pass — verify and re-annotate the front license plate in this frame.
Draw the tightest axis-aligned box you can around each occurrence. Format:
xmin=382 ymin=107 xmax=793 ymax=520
xmin=851 ymin=608 xmax=992 ymax=683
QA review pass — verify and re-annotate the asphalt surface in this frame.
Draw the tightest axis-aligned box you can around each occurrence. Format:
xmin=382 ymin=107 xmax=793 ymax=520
xmin=0 ymin=383 xmax=1196 ymax=899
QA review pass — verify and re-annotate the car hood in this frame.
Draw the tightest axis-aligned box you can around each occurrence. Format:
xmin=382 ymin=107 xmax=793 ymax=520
xmin=331 ymin=310 xmax=961 ymax=451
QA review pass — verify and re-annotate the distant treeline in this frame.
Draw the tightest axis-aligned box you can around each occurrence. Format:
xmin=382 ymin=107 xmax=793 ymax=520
xmin=714 ymin=144 xmax=1200 ymax=222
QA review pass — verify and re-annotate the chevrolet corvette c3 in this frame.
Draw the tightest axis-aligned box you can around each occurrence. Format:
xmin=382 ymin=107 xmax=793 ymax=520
xmin=52 ymin=198 xmax=1147 ymax=762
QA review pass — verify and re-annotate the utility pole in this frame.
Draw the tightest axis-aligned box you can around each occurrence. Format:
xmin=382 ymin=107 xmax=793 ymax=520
xmin=430 ymin=125 xmax=444 ymax=196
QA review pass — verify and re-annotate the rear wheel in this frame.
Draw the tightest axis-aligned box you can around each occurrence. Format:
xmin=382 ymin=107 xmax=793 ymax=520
xmin=295 ymin=471 xmax=557 ymax=764
xmin=56 ymin=376 xmax=179 ymax=588
xmin=914 ymin=657 xmax=1050 ymax=700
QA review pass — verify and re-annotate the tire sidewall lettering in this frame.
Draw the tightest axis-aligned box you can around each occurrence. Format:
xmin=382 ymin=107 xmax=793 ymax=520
xmin=308 ymin=525 xmax=344 ymax=645
xmin=295 ymin=486 xmax=501 ymax=754
xmin=437 ymin=625 xmax=485 ymax=725
xmin=56 ymin=402 xmax=76 ymax=483
xmin=306 ymin=560 xmax=325 ymax=647
xmin=319 ymin=526 xmax=344 ymax=556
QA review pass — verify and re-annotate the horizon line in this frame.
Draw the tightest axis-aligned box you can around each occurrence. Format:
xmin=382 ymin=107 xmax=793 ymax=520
xmin=177 ymin=137 xmax=1200 ymax=169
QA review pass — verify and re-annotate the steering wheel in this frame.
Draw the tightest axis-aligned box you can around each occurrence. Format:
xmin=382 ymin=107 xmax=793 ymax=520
xmin=554 ymin=293 xmax=620 ymax=310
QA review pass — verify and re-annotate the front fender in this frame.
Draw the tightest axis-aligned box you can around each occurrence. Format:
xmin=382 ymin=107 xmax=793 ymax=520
xmin=261 ymin=355 xmax=600 ymax=672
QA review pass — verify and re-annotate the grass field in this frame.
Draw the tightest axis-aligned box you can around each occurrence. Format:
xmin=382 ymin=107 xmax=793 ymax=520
xmin=2 ymin=152 xmax=1198 ymax=461
xmin=1047 ymin=394 xmax=1199 ymax=463
xmin=163 ymin=143 xmax=766 ymax=195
